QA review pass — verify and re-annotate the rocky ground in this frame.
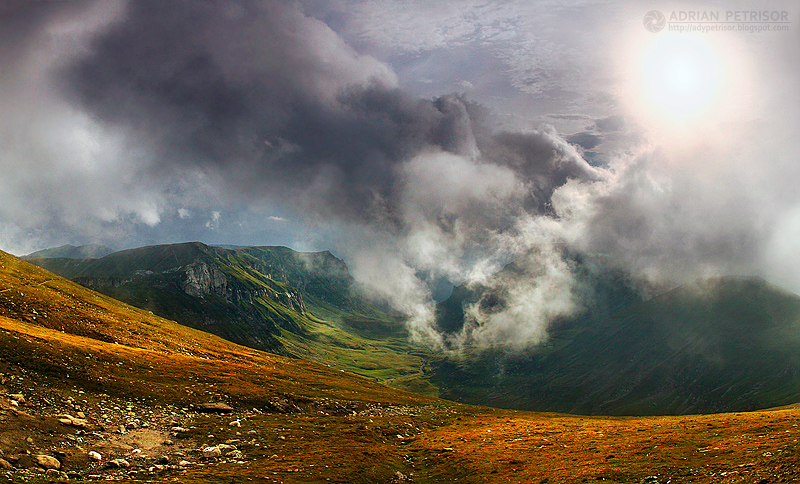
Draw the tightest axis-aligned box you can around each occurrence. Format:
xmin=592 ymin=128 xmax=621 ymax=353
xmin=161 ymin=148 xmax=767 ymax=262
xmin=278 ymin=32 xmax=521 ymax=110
xmin=0 ymin=360 xmax=442 ymax=483
xmin=0 ymin=363 xmax=263 ymax=482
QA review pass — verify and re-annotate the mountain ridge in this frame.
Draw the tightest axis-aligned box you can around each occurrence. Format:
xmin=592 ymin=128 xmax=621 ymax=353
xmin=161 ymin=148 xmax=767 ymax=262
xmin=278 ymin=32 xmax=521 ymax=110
xmin=22 ymin=243 xmax=114 ymax=260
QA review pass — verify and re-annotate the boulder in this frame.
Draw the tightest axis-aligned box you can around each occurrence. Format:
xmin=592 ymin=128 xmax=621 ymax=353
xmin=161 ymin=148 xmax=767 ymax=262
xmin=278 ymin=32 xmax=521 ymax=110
xmin=33 ymin=454 xmax=61 ymax=470
xmin=202 ymin=446 xmax=222 ymax=458
xmin=195 ymin=402 xmax=234 ymax=414
xmin=57 ymin=414 xmax=91 ymax=428
xmin=107 ymin=458 xmax=130 ymax=468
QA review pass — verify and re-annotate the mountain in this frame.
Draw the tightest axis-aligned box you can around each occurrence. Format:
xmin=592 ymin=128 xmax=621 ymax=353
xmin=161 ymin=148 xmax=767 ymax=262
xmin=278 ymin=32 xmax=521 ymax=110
xmin=27 ymin=242 xmax=436 ymax=394
xmin=432 ymin=275 xmax=800 ymax=415
xmin=32 ymin=242 xmax=800 ymax=415
xmin=22 ymin=243 xmax=114 ymax=260
xmin=3 ymin=248 xmax=800 ymax=483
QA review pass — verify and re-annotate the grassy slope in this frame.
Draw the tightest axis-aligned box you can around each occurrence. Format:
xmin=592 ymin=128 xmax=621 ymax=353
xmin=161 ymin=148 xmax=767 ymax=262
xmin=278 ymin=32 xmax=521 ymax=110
xmin=4 ymin=249 xmax=800 ymax=483
xmin=0 ymin=249 xmax=425 ymax=408
xmin=30 ymin=242 xmax=437 ymax=395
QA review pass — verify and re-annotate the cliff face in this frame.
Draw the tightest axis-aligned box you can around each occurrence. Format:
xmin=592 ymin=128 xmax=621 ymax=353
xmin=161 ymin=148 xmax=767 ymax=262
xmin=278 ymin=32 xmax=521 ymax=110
xmin=182 ymin=261 xmax=228 ymax=298
xmin=181 ymin=260 xmax=306 ymax=315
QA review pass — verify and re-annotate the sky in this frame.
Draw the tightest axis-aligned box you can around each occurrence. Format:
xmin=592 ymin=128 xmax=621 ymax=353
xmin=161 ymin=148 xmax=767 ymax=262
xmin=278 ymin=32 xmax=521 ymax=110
xmin=1 ymin=0 xmax=798 ymax=347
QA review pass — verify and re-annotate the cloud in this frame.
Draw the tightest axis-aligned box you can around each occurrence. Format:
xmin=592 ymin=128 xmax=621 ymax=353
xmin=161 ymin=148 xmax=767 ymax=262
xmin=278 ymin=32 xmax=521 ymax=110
xmin=594 ymin=115 xmax=625 ymax=132
xmin=565 ymin=132 xmax=602 ymax=150
xmin=2 ymin=0 xmax=798 ymax=351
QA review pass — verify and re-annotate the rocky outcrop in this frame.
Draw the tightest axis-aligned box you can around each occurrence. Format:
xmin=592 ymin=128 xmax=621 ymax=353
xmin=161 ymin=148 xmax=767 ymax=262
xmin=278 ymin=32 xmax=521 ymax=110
xmin=182 ymin=262 xmax=228 ymax=298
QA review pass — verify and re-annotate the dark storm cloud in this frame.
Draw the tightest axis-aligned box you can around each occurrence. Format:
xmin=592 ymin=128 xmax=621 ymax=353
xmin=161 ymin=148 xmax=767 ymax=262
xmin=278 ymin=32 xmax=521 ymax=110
xmin=60 ymin=0 xmax=599 ymax=227
xmin=0 ymin=1 xmax=91 ymax=58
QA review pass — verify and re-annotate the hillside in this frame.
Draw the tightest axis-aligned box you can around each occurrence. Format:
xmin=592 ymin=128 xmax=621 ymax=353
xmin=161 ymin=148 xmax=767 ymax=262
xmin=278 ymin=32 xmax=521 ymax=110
xmin=433 ymin=276 xmax=800 ymax=415
xmin=27 ymin=242 xmax=436 ymax=394
xmin=3 ymin=249 xmax=800 ymax=482
xmin=22 ymin=244 xmax=114 ymax=260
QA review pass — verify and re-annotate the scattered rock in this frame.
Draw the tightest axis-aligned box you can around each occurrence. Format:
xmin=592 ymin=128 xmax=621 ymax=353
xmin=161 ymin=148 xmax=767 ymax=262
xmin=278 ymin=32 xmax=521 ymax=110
xmin=229 ymin=419 xmax=241 ymax=427
xmin=8 ymin=393 xmax=25 ymax=404
xmin=33 ymin=454 xmax=61 ymax=470
xmin=228 ymin=450 xmax=243 ymax=460
xmin=640 ymin=477 xmax=660 ymax=484
xmin=178 ymin=460 xmax=192 ymax=467
xmin=392 ymin=470 xmax=412 ymax=483
xmin=196 ymin=402 xmax=234 ymax=414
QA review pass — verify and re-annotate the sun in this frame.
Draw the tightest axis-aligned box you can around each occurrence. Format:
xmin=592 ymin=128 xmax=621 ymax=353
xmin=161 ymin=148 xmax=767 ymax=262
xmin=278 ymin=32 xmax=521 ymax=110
xmin=643 ymin=34 xmax=719 ymax=117
xmin=624 ymin=31 xmax=751 ymax=135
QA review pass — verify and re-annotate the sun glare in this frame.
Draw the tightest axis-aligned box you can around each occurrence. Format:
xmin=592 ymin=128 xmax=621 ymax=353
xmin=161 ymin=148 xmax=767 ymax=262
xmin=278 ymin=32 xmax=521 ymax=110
xmin=644 ymin=35 xmax=719 ymax=116
xmin=624 ymin=30 xmax=751 ymax=136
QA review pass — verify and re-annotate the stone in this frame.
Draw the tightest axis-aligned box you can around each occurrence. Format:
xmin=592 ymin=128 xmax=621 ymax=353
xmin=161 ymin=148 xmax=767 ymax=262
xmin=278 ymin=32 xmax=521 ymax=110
xmin=45 ymin=468 xmax=62 ymax=477
xmin=108 ymin=458 xmax=130 ymax=468
xmin=56 ymin=414 xmax=90 ymax=428
xmin=196 ymin=402 xmax=234 ymax=414
xmin=8 ymin=393 xmax=24 ymax=404
xmin=228 ymin=450 xmax=243 ymax=460
xmin=202 ymin=446 xmax=222 ymax=458
xmin=0 ymin=458 xmax=12 ymax=469
xmin=89 ymin=451 xmax=102 ymax=461
xmin=33 ymin=454 xmax=61 ymax=470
